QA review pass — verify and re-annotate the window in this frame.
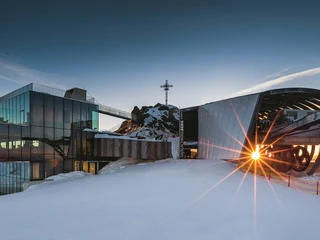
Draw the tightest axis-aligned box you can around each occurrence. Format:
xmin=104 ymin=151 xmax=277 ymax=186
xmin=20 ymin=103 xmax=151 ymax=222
xmin=32 ymin=162 xmax=40 ymax=179
xmin=63 ymin=99 xmax=72 ymax=129
xmin=54 ymin=97 xmax=63 ymax=128
xmin=30 ymin=92 xmax=43 ymax=126
xmin=44 ymin=95 xmax=54 ymax=127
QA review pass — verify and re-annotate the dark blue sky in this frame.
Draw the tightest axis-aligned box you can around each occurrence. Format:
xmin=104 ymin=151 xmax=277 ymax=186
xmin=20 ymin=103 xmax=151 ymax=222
xmin=1 ymin=0 xmax=320 ymax=128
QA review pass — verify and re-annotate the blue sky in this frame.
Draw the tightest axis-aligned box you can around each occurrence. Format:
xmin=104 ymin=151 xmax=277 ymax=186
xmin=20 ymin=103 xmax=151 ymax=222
xmin=1 ymin=0 xmax=320 ymax=129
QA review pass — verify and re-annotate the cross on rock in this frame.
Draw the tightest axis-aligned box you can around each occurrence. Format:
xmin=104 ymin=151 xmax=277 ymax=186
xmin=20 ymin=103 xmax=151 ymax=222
xmin=160 ymin=80 xmax=173 ymax=105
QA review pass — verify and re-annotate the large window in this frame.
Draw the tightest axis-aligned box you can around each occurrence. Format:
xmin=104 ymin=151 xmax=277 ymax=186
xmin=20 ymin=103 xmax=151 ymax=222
xmin=64 ymin=99 xmax=72 ymax=129
xmin=31 ymin=126 xmax=44 ymax=160
xmin=73 ymin=101 xmax=81 ymax=127
xmin=90 ymin=105 xmax=99 ymax=130
xmin=8 ymin=125 xmax=21 ymax=161
xmin=30 ymin=92 xmax=44 ymax=126
xmin=55 ymin=97 xmax=63 ymax=128
xmin=44 ymin=127 xmax=54 ymax=155
xmin=24 ymin=92 xmax=30 ymax=124
xmin=44 ymin=95 xmax=54 ymax=127
xmin=21 ymin=126 xmax=30 ymax=161
xmin=0 ymin=124 xmax=8 ymax=160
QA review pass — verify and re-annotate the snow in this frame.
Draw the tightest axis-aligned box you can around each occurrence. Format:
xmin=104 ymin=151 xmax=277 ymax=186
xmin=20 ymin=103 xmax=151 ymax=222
xmin=1 ymin=159 xmax=320 ymax=240
xmin=46 ymin=171 xmax=92 ymax=181
xmin=98 ymin=157 xmax=137 ymax=174
xmin=146 ymin=108 xmax=163 ymax=121
xmin=300 ymin=175 xmax=320 ymax=182
xmin=95 ymin=133 xmax=163 ymax=142
xmin=95 ymin=133 xmax=134 ymax=140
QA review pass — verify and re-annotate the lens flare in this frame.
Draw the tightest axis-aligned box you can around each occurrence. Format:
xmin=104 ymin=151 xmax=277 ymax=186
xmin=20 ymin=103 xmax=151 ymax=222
xmin=182 ymin=101 xmax=287 ymax=228
xmin=251 ymin=151 xmax=260 ymax=161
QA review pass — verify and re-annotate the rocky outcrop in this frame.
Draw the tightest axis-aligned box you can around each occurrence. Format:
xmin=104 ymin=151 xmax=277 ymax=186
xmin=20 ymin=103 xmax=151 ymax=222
xmin=115 ymin=103 xmax=180 ymax=140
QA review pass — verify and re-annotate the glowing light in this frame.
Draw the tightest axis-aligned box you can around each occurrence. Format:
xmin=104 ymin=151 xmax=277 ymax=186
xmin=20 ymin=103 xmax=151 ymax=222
xmin=252 ymin=146 xmax=260 ymax=161
xmin=252 ymin=151 xmax=260 ymax=160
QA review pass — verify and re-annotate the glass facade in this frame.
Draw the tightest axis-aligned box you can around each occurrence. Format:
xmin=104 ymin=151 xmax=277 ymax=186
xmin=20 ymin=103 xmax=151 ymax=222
xmin=0 ymin=92 xmax=30 ymax=125
xmin=0 ymin=90 xmax=99 ymax=188
xmin=198 ymin=94 xmax=259 ymax=160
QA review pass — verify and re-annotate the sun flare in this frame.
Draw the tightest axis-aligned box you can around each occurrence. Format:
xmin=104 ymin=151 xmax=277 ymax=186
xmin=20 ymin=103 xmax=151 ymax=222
xmin=251 ymin=151 xmax=260 ymax=161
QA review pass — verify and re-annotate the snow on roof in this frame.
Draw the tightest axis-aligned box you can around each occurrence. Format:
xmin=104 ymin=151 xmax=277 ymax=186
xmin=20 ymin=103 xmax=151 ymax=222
xmin=83 ymin=128 xmax=123 ymax=136
xmin=94 ymin=134 xmax=164 ymax=142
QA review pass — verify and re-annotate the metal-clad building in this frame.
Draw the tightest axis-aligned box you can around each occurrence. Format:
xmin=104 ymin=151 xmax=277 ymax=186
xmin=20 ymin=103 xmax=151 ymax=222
xmin=199 ymin=93 xmax=259 ymax=160
xmin=184 ymin=88 xmax=320 ymax=175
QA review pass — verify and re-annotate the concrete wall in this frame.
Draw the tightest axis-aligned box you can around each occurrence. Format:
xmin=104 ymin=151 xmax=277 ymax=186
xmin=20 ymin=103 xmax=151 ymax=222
xmin=94 ymin=138 xmax=172 ymax=160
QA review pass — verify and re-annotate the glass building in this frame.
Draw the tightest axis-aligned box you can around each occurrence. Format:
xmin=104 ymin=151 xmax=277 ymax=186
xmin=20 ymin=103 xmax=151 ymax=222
xmin=0 ymin=83 xmax=99 ymax=194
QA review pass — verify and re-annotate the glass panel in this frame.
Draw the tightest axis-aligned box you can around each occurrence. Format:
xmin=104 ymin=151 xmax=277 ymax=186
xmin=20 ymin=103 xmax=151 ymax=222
xmin=92 ymin=106 xmax=98 ymax=130
xmin=3 ymin=101 xmax=6 ymax=122
xmin=9 ymin=98 xmax=12 ymax=124
xmin=63 ymin=99 xmax=72 ymax=129
xmin=12 ymin=97 xmax=17 ymax=124
xmin=54 ymin=128 xmax=65 ymax=160
xmin=5 ymin=100 xmax=9 ymax=123
xmin=21 ymin=126 xmax=31 ymax=161
xmin=81 ymin=103 xmax=89 ymax=128
xmin=82 ymin=131 xmax=87 ymax=160
xmin=64 ymin=159 xmax=73 ymax=172
xmin=8 ymin=125 xmax=21 ymax=161
xmin=73 ymin=101 xmax=81 ymax=128
xmin=82 ymin=161 xmax=88 ymax=173
xmin=44 ymin=127 xmax=54 ymax=155
xmin=31 ymin=161 xmax=44 ymax=180
xmin=54 ymin=97 xmax=63 ymax=128
xmin=63 ymin=129 xmax=71 ymax=155
xmin=74 ymin=161 xmax=80 ymax=171
xmin=44 ymin=155 xmax=54 ymax=177
xmin=24 ymin=92 xmax=30 ymax=124
xmin=0 ymin=102 xmax=3 ymax=123
xmin=54 ymin=155 xmax=63 ymax=175
xmin=89 ymin=162 xmax=96 ymax=174
xmin=44 ymin=95 xmax=54 ymax=127
xmin=32 ymin=162 xmax=41 ymax=179
xmin=16 ymin=94 xmax=21 ymax=124
xmin=31 ymin=126 xmax=44 ymax=160
xmin=30 ymin=92 xmax=44 ymax=126
xmin=86 ymin=132 xmax=94 ymax=161
xmin=0 ymin=124 xmax=8 ymax=160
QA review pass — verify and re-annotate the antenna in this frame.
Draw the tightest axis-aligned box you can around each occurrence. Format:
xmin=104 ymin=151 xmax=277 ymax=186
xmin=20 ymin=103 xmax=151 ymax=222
xmin=160 ymin=80 xmax=173 ymax=105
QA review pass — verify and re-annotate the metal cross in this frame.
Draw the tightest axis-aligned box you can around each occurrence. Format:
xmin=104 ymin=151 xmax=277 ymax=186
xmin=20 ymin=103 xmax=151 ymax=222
xmin=160 ymin=80 xmax=173 ymax=105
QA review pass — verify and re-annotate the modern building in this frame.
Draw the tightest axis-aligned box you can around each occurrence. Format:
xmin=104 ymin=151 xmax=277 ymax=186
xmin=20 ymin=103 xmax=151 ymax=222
xmin=182 ymin=88 xmax=320 ymax=174
xmin=0 ymin=83 xmax=101 ymax=194
xmin=0 ymin=83 xmax=172 ymax=195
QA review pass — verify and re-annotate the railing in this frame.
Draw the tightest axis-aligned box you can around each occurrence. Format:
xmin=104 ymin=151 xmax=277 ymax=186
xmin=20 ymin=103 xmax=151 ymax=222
xmin=240 ymin=167 xmax=320 ymax=196
xmin=0 ymin=83 xmax=131 ymax=120
xmin=0 ymin=83 xmax=96 ymax=104
xmin=98 ymin=104 xmax=131 ymax=120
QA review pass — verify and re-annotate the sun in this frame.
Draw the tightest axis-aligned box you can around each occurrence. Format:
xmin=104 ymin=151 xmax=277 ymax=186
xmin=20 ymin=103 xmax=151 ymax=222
xmin=251 ymin=150 xmax=260 ymax=161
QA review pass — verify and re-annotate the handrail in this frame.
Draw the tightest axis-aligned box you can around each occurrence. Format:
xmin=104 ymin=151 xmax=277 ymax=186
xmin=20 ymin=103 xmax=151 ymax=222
xmin=98 ymin=104 xmax=131 ymax=119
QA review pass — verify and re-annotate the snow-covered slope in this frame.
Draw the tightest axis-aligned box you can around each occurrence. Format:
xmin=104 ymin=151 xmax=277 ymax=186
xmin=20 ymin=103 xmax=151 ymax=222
xmin=1 ymin=160 xmax=319 ymax=240
xmin=116 ymin=103 xmax=179 ymax=140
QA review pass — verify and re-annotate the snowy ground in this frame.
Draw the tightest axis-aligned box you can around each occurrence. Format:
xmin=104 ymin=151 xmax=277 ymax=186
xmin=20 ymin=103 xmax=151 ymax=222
xmin=1 ymin=159 xmax=320 ymax=240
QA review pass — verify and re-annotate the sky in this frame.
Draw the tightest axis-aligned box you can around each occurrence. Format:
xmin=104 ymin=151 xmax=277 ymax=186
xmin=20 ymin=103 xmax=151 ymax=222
xmin=1 ymin=0 xmax=320 ymax=129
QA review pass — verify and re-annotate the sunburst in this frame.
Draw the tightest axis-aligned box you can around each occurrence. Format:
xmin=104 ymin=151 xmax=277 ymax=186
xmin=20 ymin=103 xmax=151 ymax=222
xmin=182 ymin=101 xmax=292 ymax=227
